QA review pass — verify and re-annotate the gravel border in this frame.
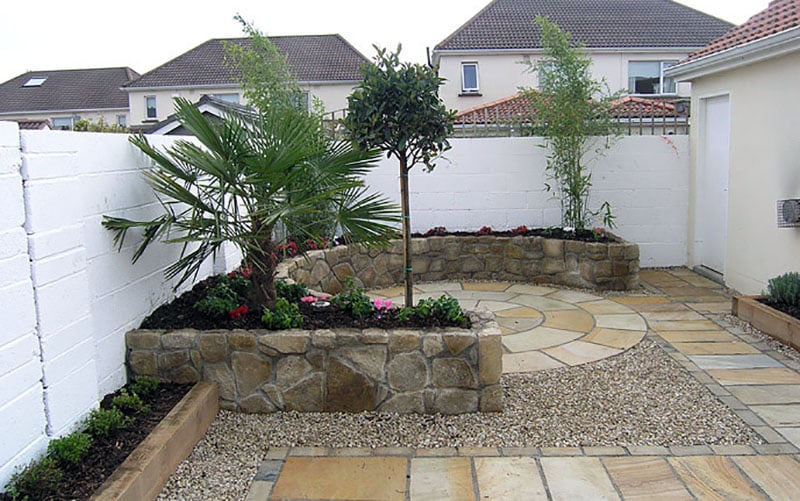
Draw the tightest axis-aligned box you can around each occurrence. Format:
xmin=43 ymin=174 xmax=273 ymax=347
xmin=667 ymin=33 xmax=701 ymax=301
xmin=159 ymin=339 xmax=762 ymax=499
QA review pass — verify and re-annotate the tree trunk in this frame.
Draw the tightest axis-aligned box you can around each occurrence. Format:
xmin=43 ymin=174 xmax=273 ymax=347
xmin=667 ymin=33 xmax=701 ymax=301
xmin=399 ymin=156 xmax=413 ymax=307
xmin=248 ymin=238 xmax=279 ymax=310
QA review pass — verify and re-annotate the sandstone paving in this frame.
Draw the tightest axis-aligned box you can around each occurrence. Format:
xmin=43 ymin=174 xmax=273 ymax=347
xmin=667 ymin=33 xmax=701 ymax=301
xmin=778 ymin=428 xmax=800 ymax=447
xmin=687 ymin=301 xmax=732 ymax=313
xmin=750 ymin=404 xmax=800 ymax=427
xmin=447 ymin=290 xmax=517 ymax=301
xmin=582 ymin=328 xmax=645 ymax=349
xmin=688 ymin=354 xmax=785 ymax=370
xmin=640 ymin=310 xmax=707 ymax=321
xmin=579 ymin=299 xmax=635 ymax=314
xmin=611 ymin=295 xmax=671 ymax=305
xmin=494 ymin=306 xmax=543 ymax=319
xmin=473 ymin=457 xmax=547 ymax=500
xmin=270 ymin=457 xmax=406 ymax=500
xmin=476 ymin=300 xmax=519 ymax=312
xmin=602 ymin=457 xmax=692 ymax=500
xmin=511 ymin=294 xmax=578 ymax=311
xmin=505 ymin=283 xmax=555 ymax=295
xmin=672 ymin=341 xmax=760 ymax=355
xmin=669 ymin=456 xmax=767 ymax=500
xmin=543 ymin=341 xmax=622 ymax=366
xmin=409 ymin=457 xmax=474 ymax=500
xmin=502 ymin=351 xmax=564 ymax=373
xmin=548 ymin=289 xmax=602 ymax=303
xmin=649 ymin=319 xmax=721 ymax=331
xmin=657 ymin=330 xmax=737 ymax=343
xmin=540 ymin=457 xmax=619 ymax=500
xmin=496 ymin=316 xmax=542 ymax=333
xmin=462 ymin=281 xmax=512 ymax=292
xmin=414 ymin=281 xmax=463 ymax=292
xmin=732 ymin=455 xmax=800 ymax=499
xmin=727 ymin=385 xmax=800 ymax=405
xmin=706 ymin=368 xmax=800 ymax=385
xmin=594 ymin=313 xmax=647 ymax=331
xmin=542 ymin=309 xmax=595 ymax=332
xmin=502 ymin=326 xmax=583 ymax=352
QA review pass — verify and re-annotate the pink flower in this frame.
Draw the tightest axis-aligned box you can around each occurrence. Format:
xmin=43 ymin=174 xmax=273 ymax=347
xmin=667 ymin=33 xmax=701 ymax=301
xmin=373 ymin=298 xmax=392 ymax=311
xmin=300 ymin=296 xmax=318 ymax=303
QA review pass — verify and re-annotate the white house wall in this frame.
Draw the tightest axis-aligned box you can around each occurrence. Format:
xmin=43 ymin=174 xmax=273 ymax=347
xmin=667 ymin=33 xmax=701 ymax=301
xmin=437 ymin=50 xmax=693 ymax=111
xmin=687 ymin=51 xmax=800 ymax=295
xmin=0 ymin=109 xmax=129 ymax=128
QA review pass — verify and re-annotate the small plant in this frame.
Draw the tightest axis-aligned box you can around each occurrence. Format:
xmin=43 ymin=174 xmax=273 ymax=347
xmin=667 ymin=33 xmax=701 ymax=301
xmin=85 ymin=407 xmax=133 ymax=438
xmin=766 ymin=272 xmax=800 ymax=307
xmin=229 ymin=305 xmax=249 ymax=321
xmin=5 ymin=457 xmax=63 ymax=500
xmin=476 ymin=226 xmax=493 ymax=236
xmin=47 ymin=432 xmax=92 ymax=467
xmin=398 ymin=295 xmax=466 ymax=324
xmin=276 ymin=280 xmax=309 ymax=303
xmin=331 ymin=278 xmax=374 ymax=318
xmin=128 ymin=376 xmax=160 ymax=398
xmin=111 ymin=389 xmax=151 ymax=414
xmin=194 ymin=274 xmax=249 ymax=318
xmin=424 ymin=226 xmax=448 ymax=237
xmin=510 ymin=225 xmax=529 ymax=236
xmin=261 ymin=298 xmax=304 ymax=329
xmin=592 ymin=227 xmax=608 ymax=241
xmin=277 ymin=241 xmax=299 ymax=257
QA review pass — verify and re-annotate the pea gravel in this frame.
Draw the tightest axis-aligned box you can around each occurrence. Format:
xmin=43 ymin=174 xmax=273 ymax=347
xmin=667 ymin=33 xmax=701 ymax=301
xmin=159 ymin=339 xmax=762 ymax=500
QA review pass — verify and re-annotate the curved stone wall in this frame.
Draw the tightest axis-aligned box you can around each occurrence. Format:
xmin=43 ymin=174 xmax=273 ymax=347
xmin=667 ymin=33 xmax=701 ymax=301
xmin=278 ymin=235 xmax=639 ymax=294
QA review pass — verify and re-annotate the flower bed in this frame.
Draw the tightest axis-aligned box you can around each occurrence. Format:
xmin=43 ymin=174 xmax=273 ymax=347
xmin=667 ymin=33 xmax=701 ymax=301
xmin=733 ymin=296 xmax=800 ymax=351
xmin=126 ymin=310 xmax=502 ymax=415
xmin=279 ymin=235 xmax=639 ymax=294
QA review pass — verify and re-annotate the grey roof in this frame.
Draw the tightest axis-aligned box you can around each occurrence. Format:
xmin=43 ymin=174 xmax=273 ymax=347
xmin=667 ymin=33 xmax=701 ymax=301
xmin=0 ymin=67 xmax=139 ymax=114
xmin=435 ymin=0 xmax=734 ymax=51
xmin=126 ymin=35 xmax=368 ymax=89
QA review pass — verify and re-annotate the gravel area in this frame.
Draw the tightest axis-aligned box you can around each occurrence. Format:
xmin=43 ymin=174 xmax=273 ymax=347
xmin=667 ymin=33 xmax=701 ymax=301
xmin=159 ymin=339 xmax=762 ymax=500
xmin=725 ymin=313 xmax=800 ymax=364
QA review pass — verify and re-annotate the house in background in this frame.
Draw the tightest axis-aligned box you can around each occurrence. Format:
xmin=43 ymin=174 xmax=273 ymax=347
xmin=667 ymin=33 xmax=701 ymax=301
xmin=431 ymin=0 xmax=733 ymax=111
xmin=666 ymin=0 xmax=800 ymax=295
xmin=123 ymin=34 xmax=368 ymax=127
xmin=0 ymin=67 xmax=139 ymax=129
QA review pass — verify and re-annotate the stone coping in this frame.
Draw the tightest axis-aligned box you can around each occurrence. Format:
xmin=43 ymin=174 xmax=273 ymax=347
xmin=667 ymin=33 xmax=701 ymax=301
xmin=733 ymin=296 xmax=800 ymax=351
xmin=277 ymin=235 xmax=639 ymax=295
xmin=91 ymin=382 xmax=219 ymax=500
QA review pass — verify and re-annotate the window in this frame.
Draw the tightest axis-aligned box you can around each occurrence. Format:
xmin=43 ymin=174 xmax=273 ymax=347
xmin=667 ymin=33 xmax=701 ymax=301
xmin=212 ymin=93 xmax=240 ymax=104
xmin=23 ymin=76 xmax=47 ymax=87
xmin=116 ymin=114 xmax=127 ymax=127
xmin=628 ymin=61 xmax=677 ymax=95
xmin=291 ymin=91 xmax=310 ymax=111
xmin=145 ymin=96 xmax=157 ymax=119
xmin=52 ymin=117 xmax=77 ymax=130
xmin=461 ymin=62 xmax=479 ymax=93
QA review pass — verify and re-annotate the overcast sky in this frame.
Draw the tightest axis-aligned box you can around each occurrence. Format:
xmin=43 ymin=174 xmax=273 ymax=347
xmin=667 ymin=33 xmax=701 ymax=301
xmin=0 ymin=0 xmax=769 ymax=84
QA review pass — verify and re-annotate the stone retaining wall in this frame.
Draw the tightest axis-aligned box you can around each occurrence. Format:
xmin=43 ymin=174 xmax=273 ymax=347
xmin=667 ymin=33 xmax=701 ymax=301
xmin=126 ymin=311 xmax=502 ymax=414
xmin=279 ymin=236 xmax=639 ymax=294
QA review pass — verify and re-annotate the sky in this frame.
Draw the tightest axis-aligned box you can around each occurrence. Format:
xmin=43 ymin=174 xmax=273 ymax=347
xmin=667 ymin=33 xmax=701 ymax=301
xmin=0 ymin=0 xmax=769 ymax=84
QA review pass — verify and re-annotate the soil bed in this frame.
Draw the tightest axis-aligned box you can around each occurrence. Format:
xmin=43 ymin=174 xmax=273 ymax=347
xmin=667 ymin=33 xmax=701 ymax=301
xmin=1 ymin=383 xmax=191 ymax=500
xmin=412 ymin=227 xmax=615 ymax=242
xmin=758 ymin=298 xmax=800 ymax=322
xmin=140 ymin=275 xmax=470 ymax=331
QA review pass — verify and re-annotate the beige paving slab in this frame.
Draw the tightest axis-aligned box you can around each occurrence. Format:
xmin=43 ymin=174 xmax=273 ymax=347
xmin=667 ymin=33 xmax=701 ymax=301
xmin=476 ymin=300 xmax=518 ymax=312
xmin=506 ymin=283 xmax=556 ymax=295
xmin=474 ymin=457 xmax=547 ymax=500
xmin=496 ymin=316 xmax=542 ymax=333
xmin=628 ymin=303 xmax=690 ymax=313
xmin=542 ymin=309 xmax=595 ymax=332
xmin=415 ymin=281 xmax=463 ymax=292
xmin=594 ymin=314 xmax=647 ymax=331
xmin=503 ymin=351 xmax=565 ymax=373
xmin=648 ymin=320 xmax=722 ymax=332
xmin=669 ymin=456 xmax=767 ymax=500
xmin=602 ymin=457 xmax=692 ymax=500
xmin=732 ymin=455 xmax=800 ymax=500
xmin=727 ymin=385 xmax=800 ymax=405
xmin=611 ymin=295 xmax=670 ymax=305
xmin=270 ymin=456 xmax=406 ymax=500
xmin=495 ymin=306 xmax=544 ymax=319
xmin=454 ymin=299 xmax=479 ymax=310
xmin=750 ymin=404 xmax=800 ymax=427
xmin=706 ymin=368 xmax=800 ymax=385
xmin=682 ymin=276 xmax=724 ymax=288
xmin=583 ymin=328 xmax=645 ymax=349
xmin=512 ymin=295 xmax=577 ymax=311
xmin=502 ymin=327 xmax=584 ymax=352
xmin=672 ymin=341 xmax=760 ymax=355
xmin=657 ymin=330 xmax=737 ymax=343
xmin=641 ymin=310 xmax=707 ymax=321
xmin=543 ymin=341 xmax=622 ymax=366
xmin=580 ymin=299 xmax=635 ymax=315
xmin=540 ymin=457 xmax=619 ymax=500
xmin=660 ymin=286 xmax=724 ymax=298
xmin=639 ymin=270 xmax=681 ymax=282
xmin=370 ymin=286 xmax=419 ymax=298
xmin=548 ymin=289 xmax=602 ymax=304
xmin=777 ymin=427 xmax=800 ymax=447
xmin=463 ymin=281 xmax=511 ymax=292
xmin=448 ymin=290 xmax=517 ymax=301
xmin=409 ymin=457 xmax=474 ymax=501
xmin=245 ymin=480 xmax=273 ymax=501
xmin=687 ymin=301 xmax=733 ymax=313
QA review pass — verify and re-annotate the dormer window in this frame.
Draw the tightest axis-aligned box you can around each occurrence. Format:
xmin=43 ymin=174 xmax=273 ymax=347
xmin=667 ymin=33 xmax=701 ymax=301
xmin=23 ymin=76 xmax=47 ymax=87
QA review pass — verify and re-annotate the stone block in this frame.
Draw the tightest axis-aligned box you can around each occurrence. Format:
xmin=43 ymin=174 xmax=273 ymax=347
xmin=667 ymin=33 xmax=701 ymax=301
xmin=387 ymin=352 xmax=428 ymax=392
xmin=428 ymin=237 xmax=444 ymax=252
xmin=379 ymin=392 xmax=425 ymax=414
xmin=479 ymin=385 xmax=503 ymax=412
xmin=170 ymin=365 xmax=200 ymax=384
xmin=351 ymin=254 xmax=372 ymax=272
xmin=261 ymin=384 xmax=285 ymax=409
xmin=311 ymin=330 xmax=336 ymax=349
xmin=232 ymin=352 xmax=272 ymax=397
xmin=276 ymin=356 xmax=313 ymax=389
xmin=309 ymin=260 xmax=331 ymax=287
xmin=362 ymin=329 xmax=389 ymax=344
xmin=127 ymin=330 xmax=161 ymax=350
xmin=203 ymin=364 xmax=235 ymax=401
xmin=129 ymin=351 xmax=157 ymax=376
xmin=564 ymin=240 xmax=584 ymax=254
xmin=389 ymin=331 xmax=420 ymax=353
xmin=624 ymin=244 xmax=639 ymax=259
xmin=433 ymin=358 xmax=477 ymax=389
xmin=259 ymin=332 xmax=309 ymax=354
xmin=332 ymin=262 xmax=355 ymax=282
xmin=198 ymin=333 xmax=227 ymax=363
xmin=434 ymin=389 xmax=478 ymax=414
xmin=340 ymin=345 xmax=387 ymax=381
xmin=161 ymin=331 xmax=196 ymax=349
xmin=159 ymin=351 xmax=189 ymax=371
xmin=504 ymin=259 xmax=522 ymax=275
xmin=485 ymin=256 xmax=503 ymax=273
xmin=542 ymin=259 xmax=565 ymax=274
xmin=504 ymin=244 xmax=524 ymax=259
xmin=284 ymin=374 xmax=323 ymax=412
xmin=240 ymin=393 xmax=276 ymax=413
xmin=542 ymin=239 xmax=563 ymax=258
xmin=461 ymin=256 xmax=484 ymax=273
xmin=411 ymin=238 xmax=430 ymax=254
xmin=422 ymin=333 xmax=444 ymax=357
xmin=443 ymin=333 xmax=475 ymax=356
xmin=325 ymin=358 xmax=375 ymax=412
xmin=479 ymin=335 xmax=502 ymax=385
xmin=229 ymin=331 xmax=257 ymax=351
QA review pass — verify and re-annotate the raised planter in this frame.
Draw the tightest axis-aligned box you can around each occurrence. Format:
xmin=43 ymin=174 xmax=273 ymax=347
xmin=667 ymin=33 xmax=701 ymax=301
xmin=733 ymin=296 xmax=800 ymax=351
xmin=278 ymin=235 xmax=639 ymax=294
xmin=126 ymin=311 xmax=503 ymax=415
xmin=90 ymin=382 xmax=218 ymax=501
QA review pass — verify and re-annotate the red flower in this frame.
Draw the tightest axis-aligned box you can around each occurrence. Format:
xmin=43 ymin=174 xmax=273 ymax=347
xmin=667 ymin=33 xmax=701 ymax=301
xmin=229 ymin=305 xmax=249 ymax=320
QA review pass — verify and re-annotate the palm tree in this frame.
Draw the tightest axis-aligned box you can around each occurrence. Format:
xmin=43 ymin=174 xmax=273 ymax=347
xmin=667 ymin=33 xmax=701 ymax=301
xmin=103 ymin=98 xmax=399 ymax=309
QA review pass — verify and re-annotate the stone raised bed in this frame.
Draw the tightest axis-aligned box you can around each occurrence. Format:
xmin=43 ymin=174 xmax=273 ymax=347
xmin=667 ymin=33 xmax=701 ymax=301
xmin=733 ymin=296 xmax=800 ymax=351
xmin=278 ymin=235 xmax=639 ymax=294
xmin=127 ymin=311 xmax=502 ymax=415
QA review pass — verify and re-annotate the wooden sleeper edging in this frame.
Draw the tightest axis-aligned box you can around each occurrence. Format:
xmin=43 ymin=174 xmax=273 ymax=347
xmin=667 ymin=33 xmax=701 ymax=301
xmin=733 ymin=296 xmax=800 ymax=351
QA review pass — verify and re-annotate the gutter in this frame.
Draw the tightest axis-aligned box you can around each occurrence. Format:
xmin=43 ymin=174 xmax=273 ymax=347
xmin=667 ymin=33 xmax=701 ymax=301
xmin=0 ymin=107 xmax=129 ymax=117
xmin=122 ymin=80 xmax=362 ymax=92
xmin=431 ymin=46 xmax=704 ymax=66
xmin=666 ymin=26 xmax=800 ymax=81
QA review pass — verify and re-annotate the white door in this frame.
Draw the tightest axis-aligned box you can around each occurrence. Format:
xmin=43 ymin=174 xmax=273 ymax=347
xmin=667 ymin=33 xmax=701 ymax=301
xmin=695 ymin=95 xmax=730 ymax=274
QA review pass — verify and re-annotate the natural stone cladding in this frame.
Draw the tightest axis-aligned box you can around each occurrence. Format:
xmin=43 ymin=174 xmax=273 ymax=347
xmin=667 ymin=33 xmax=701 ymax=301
xmin=127 ymin=311 xmax=503 ymax=414
xmin=279 ymin=236 xmax=639 ymax=294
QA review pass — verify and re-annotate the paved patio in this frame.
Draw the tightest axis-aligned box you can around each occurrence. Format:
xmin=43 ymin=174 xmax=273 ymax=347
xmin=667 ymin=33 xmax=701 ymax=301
xmin=243 ymin=268 xmax=800 ymax=500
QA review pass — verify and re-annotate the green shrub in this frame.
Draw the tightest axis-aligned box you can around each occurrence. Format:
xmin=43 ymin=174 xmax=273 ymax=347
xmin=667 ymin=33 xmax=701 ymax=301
xmin=766 ymin=272 xmax=800 ymax=307
xmin=111 ymin=389 xmax=151 ymax=414
xmin=194 ymin=275 xmax=248 ymax=317
xmin=85 ymin=407 xmax=133 ymax=438
xmin=261 ymin=298 xmax=304 ymax=329
xmin=47 ymin=432 xmax=92 ymax=467
xmin=331 ymin=278 xmax=374 ymax=318
xmin=128 ymin=376 xmax=160 ymax=398
xmin=5 ymin=457 xmax=62 ymax=500
xmin=398 ymin=295 xmax=466 ymax=324
xmin=276 ymin=280 xmax=308 ymax=303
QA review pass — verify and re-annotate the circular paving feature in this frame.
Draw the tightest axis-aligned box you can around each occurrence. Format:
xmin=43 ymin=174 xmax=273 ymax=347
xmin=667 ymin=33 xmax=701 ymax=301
xmin=369 ymin=281 xmax=647 ymax=373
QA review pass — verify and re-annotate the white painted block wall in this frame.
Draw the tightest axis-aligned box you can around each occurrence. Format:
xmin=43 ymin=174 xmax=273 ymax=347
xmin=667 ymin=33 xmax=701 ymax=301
xmin=365 ymin=136 xmax=689 ymax=267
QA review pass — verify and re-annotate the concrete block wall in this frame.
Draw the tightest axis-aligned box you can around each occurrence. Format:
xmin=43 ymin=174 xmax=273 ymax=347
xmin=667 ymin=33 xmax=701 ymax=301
xmin=365 ymin=136 xmax=689 ymax=267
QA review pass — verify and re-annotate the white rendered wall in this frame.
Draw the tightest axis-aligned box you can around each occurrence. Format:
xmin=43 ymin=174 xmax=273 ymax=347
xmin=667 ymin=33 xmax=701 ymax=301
xmin=365 ymin=136 xmax=689 ymax=267
xmin=686 ymin=51 xmax=800 ymax=294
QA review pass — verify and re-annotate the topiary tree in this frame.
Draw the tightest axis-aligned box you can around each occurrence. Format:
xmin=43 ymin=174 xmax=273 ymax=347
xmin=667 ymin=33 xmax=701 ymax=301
xmin=343 ymin=46 xmax=455 ymax=307
xmin=523 ymin=16 xmax=619 ymax=231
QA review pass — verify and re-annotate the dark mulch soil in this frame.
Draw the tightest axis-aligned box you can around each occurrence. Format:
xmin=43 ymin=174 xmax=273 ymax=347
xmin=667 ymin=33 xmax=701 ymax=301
xmin=141 ymin=275 xmax=470 ymax=331
xmin=759 ymin=299 xmax=800 ymax=322
xmin=412 ymin=227 xmax=616 ymax=242
xmin=1 ymin=383 xmax=191 ymax=500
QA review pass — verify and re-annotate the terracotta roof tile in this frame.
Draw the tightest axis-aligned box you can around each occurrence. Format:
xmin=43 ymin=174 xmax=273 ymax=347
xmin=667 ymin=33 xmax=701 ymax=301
xmin=126 ymin=35 xmax=368 ymax=89
xmin=435 ymin=0 xmax=733 ymax=51
xmin=685 ymin=0 xmax=800 ymax=61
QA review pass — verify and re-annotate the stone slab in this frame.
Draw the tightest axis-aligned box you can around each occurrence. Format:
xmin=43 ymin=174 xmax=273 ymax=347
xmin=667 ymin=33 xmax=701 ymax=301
xmin=594 ymin=314 xmax=647 ymax=331
xmin=672 ymin=342 xmax=760 ymax=355
xmin=474 ymin=457 xmax=547 ymax=500
xmin=548 ymin=289 xmax=602 ymax=304
xmin=778 ymin=427 xmax=800 ymax=447
xmin=750 ymin=404 xmax=800 ymax=427
xmin=409 ymin=457 xmax=474 ymax=500
xmin=706 ymin=368 xmax=800 ymax=385
xmin=657 ymin=330 xmax=737 ymax=343
xmin=512 ymin=295 xmax=578 ymax=311
xmin=503 ymin=351 xmax=565 ymax=373
xmin=502 ymin=326 xmax=583 ymax=352
xmin=727 ymin=385 xmax=800 ymax=405
xmin=463 ymin=281 xmax=512 ymax=292
xmin=688 ymin=354 xmax=784 ymax=370
xmin=580 ymin=300 xmax=636 ymax=315
xmin=732 ymin=456 xmax=800 ymax=500
xmin=669 ymin=456 xmax=766 ymax=500
xmin=271 ymin=457 xmax=406 ymax=500
xmin=583 ymin=328 xmax=645 ymax=349
xmin=540 ymin=457 xmax=619 ymax=500
xmin=543 ymin=309 xmax=595 ymax=332
xmin=543 ymin=341 xmax=622 ymax=366
xmin=649 ymin=320 xmax=721 ymax=331
xmin=495 ymin=306 xmax=543 ymax=319
xmin=603 ymin=457 xmax=692 ymax=500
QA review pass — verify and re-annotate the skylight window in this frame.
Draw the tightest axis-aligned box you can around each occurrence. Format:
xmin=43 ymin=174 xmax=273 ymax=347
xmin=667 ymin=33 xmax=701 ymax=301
xmin=23 ymin=76 xmax=47 ymax=87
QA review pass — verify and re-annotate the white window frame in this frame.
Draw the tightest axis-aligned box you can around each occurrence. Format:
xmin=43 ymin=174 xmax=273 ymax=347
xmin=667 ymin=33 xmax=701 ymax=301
xmin=145 ymin=96 xmax=157 ymax=120
xmin=52 ymin=116 xmax=78 ymax=130
xmin=628 ymin=61 xmax=677 ymax=95
xmin=116 ymin=114 xmax=127 ymax=127
xmin=23 ymin=76 xmax=47 ymax=87
xmin=212 ymin=93 xmax=240 ymax=104
xmin=461 ymin=62 xmax=480 ymax=93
